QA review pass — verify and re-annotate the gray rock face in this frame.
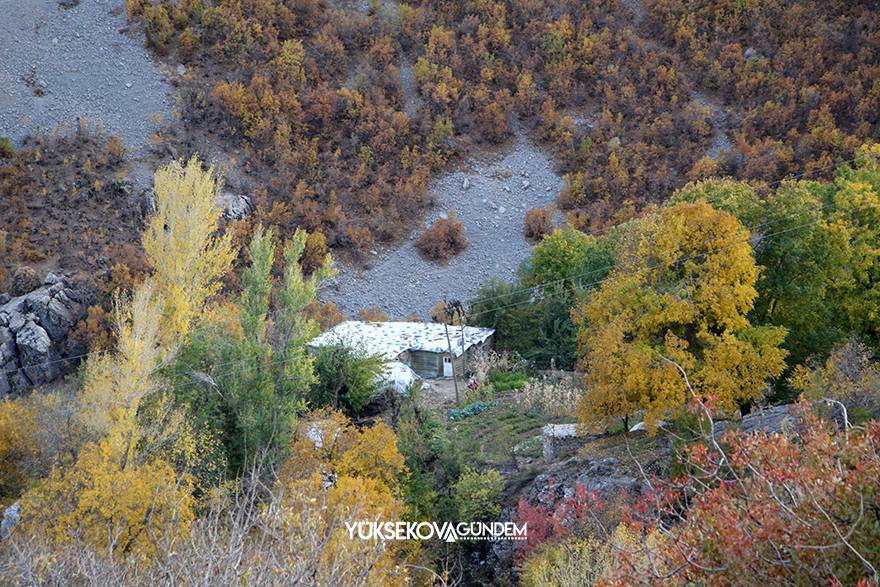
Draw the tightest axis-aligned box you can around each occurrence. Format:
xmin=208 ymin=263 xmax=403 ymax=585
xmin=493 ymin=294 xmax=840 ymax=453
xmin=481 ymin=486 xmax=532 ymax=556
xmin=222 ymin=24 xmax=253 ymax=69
xmin=740 ymin=404 xmax=802 ymax=435
xmin=493 ymin=437 xmax=670 ymax=564
xmin=0 ymin=274 xmax=92 ymax=397
xmin=0 ymin=502 xmax=20 ymax=541
xmin=217 ymin=191 xmax=253 ymax=220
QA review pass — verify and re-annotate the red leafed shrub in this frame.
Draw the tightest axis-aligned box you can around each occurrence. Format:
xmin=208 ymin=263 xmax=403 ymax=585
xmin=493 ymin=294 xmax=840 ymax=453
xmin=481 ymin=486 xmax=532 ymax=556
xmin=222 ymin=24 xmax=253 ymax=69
xmin=513 ymin=482 xmax=600 ymax=560
xmin=606 ymin=401 xmax=880 ymax=585
xmin=415 ymin=211 xmax=467 ymax=263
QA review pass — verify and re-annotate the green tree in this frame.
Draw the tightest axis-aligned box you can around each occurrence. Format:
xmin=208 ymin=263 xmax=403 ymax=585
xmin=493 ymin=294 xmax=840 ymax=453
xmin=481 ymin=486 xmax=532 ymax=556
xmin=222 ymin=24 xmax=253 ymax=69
xmin=309 ymin=343 xmax=383 ymax=414
xmin=519 ymin=227 xmax=616 ymax=294
xmin=674 ymin=178 xmax=851 ymax=365
xmin=471 ymin=229 xmax=617 ymax=369
xmin=828 ymin=144 xmax=880 ymax=342
xmin=171 ymin=226 xmax=336 ymax=474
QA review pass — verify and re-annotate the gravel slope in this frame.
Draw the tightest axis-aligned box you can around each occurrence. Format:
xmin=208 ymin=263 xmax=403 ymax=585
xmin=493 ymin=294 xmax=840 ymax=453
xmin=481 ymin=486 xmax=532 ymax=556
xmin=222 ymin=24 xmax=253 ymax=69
xmin=0 ymin=0 xmax=171 ymax=148
xmin=322 ymin=129 xmax=563 ymax=318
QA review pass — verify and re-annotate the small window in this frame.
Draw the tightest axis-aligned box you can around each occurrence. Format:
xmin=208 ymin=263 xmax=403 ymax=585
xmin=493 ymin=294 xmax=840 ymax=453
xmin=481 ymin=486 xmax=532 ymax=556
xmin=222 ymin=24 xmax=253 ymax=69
xmin=443 ymin=357 xmax=452 ymax=363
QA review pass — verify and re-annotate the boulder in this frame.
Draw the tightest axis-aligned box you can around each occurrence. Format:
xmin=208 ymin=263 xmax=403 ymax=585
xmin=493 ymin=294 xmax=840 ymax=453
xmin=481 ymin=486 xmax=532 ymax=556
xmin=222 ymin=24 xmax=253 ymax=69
xmin=217 ymin=191 xmax=253 ymax=220
xmin=740 ymin=404 xmax=802 ymax=435
xmin=0 ymin=502 xmax=19 ymax=541
xmin=16 ymin=320 xmax=59 ymax=385
xmin=0 ymin=274 xmax=92 ymax=397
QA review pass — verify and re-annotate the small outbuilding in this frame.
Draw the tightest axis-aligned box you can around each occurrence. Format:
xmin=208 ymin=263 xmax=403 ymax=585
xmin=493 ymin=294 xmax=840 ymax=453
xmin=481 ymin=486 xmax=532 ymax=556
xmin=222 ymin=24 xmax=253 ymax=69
xmin=307 ymin=320 xmax=495 ymax=379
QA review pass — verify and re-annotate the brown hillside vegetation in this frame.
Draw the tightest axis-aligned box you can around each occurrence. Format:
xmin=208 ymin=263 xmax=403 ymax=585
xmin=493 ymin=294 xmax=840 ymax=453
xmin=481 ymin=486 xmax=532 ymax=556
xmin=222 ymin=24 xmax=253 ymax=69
xmin=0 ymin=123 xmax=144 ymax=290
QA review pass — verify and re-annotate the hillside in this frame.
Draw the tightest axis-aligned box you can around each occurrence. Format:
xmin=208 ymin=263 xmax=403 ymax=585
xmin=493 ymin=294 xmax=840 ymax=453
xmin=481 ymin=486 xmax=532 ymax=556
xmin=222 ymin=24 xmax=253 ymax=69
xmin=1 ymin=0 xmax=880 ymax=585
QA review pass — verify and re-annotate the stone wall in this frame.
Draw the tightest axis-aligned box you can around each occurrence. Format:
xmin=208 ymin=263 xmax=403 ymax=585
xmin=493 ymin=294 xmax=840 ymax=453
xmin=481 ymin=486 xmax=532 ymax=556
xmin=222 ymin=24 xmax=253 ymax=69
xmin=542 ymin=423 xmax=588 ymax=461
xmin=0 ymin=273 xmax=92 ymax=397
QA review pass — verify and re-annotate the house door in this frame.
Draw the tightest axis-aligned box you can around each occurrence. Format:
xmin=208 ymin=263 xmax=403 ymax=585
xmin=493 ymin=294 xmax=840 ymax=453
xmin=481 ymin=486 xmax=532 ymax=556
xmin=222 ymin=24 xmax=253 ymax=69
xmin=443 ymin=356 xmax=454 ymax=377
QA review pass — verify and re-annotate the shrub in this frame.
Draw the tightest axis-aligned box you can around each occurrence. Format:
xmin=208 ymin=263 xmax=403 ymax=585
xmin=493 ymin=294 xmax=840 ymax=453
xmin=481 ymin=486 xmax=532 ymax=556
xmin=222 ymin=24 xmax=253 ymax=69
xmin=520 ymin=536 xmax=611 ymax=587
xmin=0 ymin=137 xmax=14 ymax=158
xmin=143 ymin=4 xmax=173 ymax=53
xmin=606 ymin=402 xmax=880 ymax=584
xmin=452 ymin=468 xmax=505 ymax=523
xmin=345 ymin=226 xmax=374 ymax=258
xmin=68 ymin=305 xmax=115 ymax=353
xmin=0 ymin=398 xmax=39 ymax=501
xmin=10 ymin=265 xmax=41 ymax=296
xmin=303 ymin=300 xmax=346 ymax=331
xmin=357 ymin=306 xmax=389 ymax=321
xmin=523 ymin=206 xmax=554 ymax=242
xmin=415 ymin=211 xmax=467 ymax=263
xmin=310 ymin=343 xmax=383 ymax=414
xmin=301 ymin=231 xmax=329 ymax=275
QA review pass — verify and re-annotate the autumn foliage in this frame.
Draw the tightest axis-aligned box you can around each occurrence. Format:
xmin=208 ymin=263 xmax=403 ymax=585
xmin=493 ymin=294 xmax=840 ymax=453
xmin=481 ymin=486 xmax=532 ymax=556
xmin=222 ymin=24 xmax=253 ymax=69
xmin=574 ymin=201 xmax=788 ymax=431
xmin=415 ymin=210 xmax=468 ymax=263
xmin=605 ymin=403 xmax=880 ymax=585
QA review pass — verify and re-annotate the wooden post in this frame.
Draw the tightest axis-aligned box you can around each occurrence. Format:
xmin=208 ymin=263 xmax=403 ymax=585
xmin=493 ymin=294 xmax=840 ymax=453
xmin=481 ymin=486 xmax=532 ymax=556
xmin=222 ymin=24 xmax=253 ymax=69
xmin=452 ymin=300 xmax=468 ymax=375
xmin=443 ymin=320 xmax=460 ymax=406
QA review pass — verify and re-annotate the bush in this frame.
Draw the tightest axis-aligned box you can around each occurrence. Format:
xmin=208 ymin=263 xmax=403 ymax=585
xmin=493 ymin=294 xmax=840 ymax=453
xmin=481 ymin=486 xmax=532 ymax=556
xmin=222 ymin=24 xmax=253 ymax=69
xmin=10 ymin=265 xmax=41 ymax=296
xmin=452 ymin=468 xmax=505 ymax=523
xmin=0 ymin=137 xmax=14 ymax=158
xmin=523 ymin=206 xmax=554 ymax=242
xmin=415 ymin=211 xmax=467 ymax=263
xmin=310 ymin=343 xmax=383 ymax=414
xmin=520 ymin=536 xmax=611 ymax=587
xmin=488 ymin=369 xmax=530 ymax=392
xmin=143 ymin=4 xmax=173 ymax=53
xmin=301 ymin=231 xmax=329 ymax=276
xmin=356 ymin=306 xmax=389 ymax=321
xmin=303 ymin=301 xmax=346 ymax=331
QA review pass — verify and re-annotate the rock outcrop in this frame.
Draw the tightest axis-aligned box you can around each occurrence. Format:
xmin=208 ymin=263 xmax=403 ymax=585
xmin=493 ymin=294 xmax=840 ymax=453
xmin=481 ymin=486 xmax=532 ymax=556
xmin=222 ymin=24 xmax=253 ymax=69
xmin=740 ymin=403 xmax=803 ymax=435
xmin=0 ymin=502 xmax=20 ymax=541
xmin=136 ymin=186 xmax=253 ymax=220
xmin=0 ymin=273 xmax=92 ymax=397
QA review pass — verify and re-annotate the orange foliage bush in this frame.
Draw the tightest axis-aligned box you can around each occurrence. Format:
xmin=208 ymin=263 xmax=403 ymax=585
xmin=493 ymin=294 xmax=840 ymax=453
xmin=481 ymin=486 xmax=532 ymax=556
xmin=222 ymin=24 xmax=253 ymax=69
xmin=523 ymin=206 xmax=554 ymax=242
xmin=357 ymin=306 xmax=389 ymax=322
xmin=415 ymin=211 xmax=467 ymax=263
xmin=304 ymin=301 xmax=346 ymax=332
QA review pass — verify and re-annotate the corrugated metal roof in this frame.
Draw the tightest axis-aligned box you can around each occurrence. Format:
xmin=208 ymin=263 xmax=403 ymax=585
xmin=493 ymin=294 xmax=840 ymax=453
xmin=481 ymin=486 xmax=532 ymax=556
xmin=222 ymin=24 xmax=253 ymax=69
xmin=307 ymin=321 xmax=494 ymax=360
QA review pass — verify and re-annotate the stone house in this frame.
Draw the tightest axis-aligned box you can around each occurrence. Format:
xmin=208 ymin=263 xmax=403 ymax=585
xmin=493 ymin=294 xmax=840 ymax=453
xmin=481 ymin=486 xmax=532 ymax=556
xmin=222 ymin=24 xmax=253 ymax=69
xmin=307 ymin=320 xmax=494 ymax=379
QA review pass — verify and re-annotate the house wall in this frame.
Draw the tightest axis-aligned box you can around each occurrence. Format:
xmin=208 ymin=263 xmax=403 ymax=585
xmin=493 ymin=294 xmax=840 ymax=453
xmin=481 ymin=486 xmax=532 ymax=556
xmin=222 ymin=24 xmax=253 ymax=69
xmin=403 ymin=335 xmax=494 ymax=379
xmin=409 ymin=350 xmax=442 ymax=378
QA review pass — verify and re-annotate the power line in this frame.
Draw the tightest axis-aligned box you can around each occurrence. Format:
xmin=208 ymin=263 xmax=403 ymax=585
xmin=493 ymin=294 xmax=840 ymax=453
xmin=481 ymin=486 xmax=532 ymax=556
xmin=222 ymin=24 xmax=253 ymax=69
xmin=458 ymin=152 xmax=862 ymax=309
xmin=0 ymin=153 xmax=866 ymax=382
xmin=466 ymin=214 xmax=827 ymax=321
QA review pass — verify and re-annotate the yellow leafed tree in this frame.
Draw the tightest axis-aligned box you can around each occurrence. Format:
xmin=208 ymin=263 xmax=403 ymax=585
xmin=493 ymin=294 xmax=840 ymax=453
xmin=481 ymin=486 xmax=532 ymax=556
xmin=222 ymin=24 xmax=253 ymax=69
xmin=574 ymin=201 xmax=788 ymax=431
xmin=20 ymin=438 xmax=194 ymax=561
xmin=143 ymin=156 xmax=236 ymax=345
xmin=276 ymin=410 xmax=410 ymax=585
xmin=78 ymin=282 xmax=165 ymax=451
xmin=16 ymin=155 xmax=236 ymax=560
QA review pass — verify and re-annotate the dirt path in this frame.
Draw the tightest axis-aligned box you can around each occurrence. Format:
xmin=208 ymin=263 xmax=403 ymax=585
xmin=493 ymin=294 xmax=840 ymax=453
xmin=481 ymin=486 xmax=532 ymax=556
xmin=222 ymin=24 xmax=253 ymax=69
xmin=0 ymin=0 xmax=172 ymax=149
